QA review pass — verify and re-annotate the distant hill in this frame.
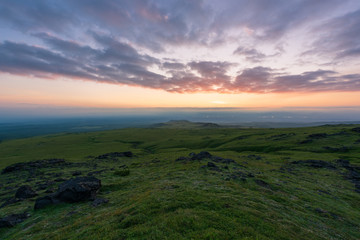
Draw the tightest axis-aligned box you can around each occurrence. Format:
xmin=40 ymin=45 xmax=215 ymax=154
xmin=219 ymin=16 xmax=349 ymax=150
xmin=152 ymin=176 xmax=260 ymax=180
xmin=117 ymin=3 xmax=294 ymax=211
xmin=151 ymin=120 xmax=220 ymax=128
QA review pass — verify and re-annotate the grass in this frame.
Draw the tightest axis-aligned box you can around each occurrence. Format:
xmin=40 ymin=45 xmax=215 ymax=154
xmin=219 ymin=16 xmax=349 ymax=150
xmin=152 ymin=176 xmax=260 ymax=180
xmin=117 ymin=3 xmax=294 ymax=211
xmin=0 ymin=123 xmax=360 ymax=239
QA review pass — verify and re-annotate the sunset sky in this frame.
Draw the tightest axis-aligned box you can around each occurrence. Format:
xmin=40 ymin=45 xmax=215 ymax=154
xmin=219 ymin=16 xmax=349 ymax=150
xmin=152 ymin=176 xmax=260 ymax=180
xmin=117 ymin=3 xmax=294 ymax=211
xmin=1 ymin=0 xmax=360 ymax=109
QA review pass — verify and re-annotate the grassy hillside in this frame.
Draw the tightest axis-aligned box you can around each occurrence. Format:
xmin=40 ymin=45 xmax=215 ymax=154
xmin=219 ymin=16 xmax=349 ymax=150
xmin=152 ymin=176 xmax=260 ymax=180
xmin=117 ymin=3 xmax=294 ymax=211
xmin=0 ymin=123 xmax=360 ymax=239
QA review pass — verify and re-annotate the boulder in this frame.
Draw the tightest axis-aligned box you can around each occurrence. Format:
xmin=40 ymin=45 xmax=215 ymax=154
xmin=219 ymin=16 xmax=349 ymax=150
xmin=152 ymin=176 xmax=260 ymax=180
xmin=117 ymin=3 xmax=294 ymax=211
xmin=34 ymin=195 xmax=58 ymax=210
xmin=55 ymin=176 xmax=101 ymax=203
xmin=91 ymin=198 xmax=109 ymax=207
xmin=1 ymin=159 xmax=66 ymax=174
xmin=190 ymin=151 xmax=212 ymax=160
xmin=34 ymin=176 xmax=101 ymax=209
xmin=15 ymin=185 xmax=37 ymax=199
xmin=291 ymin=160 xmax=336 ymax=169
xmin=0 ymin=212 xmax=30 ymax=228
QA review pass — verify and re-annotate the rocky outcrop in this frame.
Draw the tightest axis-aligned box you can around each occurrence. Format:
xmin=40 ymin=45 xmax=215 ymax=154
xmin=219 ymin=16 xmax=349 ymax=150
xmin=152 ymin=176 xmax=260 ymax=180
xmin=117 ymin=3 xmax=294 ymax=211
xmin=34 ymin=176 xmax=101 ymax=210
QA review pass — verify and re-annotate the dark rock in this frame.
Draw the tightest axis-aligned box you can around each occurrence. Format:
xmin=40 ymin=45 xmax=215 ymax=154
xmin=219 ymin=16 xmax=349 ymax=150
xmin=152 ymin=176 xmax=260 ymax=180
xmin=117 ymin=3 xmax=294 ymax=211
xmin=175 ymin=156 xmax=190 ymax=162
xmin=34 ymin=177 xmax=101 ymax=209
xmin=351 ymin=127 xmax=360 ymax=133
xmin=336 ymin=159 xmax=350 ymax=168
xmin=291 ymin=160 xmax=336 ymax=169
xmin=34 ymin=195 xmax=58 ymax=210
xmin=95 ymin=151 xmax=133 ymax=160
xmin=0 ymin=212 xmax=30 ymax=228
xmin=299 ymin=139 xmax=313 ymax=144
xmin=36 ymin=181 xmax=55 ymax=191
xmin=91 ymin=198 xmax=109 ymax=207
xmin=72 ymin=171 xmax=82 ymax=176
xmin=0 ymin=198 xmax=20 ymax=208
xmin=2 ymin=159 xmax=66 ymax=174
xmin=190 ymin=151 xmax=212 ymax=160
xmin=247 ymin=155 xmax=262 ymax=160
xmin=54 ymin=178 xmax=67 ymax=182
xmin=254 ymin=179 xmax=271 ymax=188
xmin=322 ymin=146 xmax=349 ymax=153
xmin=207 ymin=162 xmax=217 ymax=168
xmin=15 ymin=185 xmax=37 ymax=199
xmin=307 ymin=133 xmax=328 ymax=139
xmin=87 ymin=170 xmax=106 ymax=176
xmin=55 ymin=177 xmax=101 ymax=203
xmin=212 ymin=156 xmax=235 ymax=164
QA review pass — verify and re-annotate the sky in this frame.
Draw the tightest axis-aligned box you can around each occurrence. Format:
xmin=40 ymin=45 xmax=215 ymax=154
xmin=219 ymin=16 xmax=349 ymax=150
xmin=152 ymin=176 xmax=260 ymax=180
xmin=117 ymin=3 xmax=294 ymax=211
xmin=0 ymin=0 xmax=360 ymax=109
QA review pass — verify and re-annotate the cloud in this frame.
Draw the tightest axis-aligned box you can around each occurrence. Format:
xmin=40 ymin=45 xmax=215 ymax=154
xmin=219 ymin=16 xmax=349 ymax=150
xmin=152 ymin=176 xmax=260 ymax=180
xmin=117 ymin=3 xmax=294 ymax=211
xmin=0 ymin=0 xmax=76 ymax=33
xmin=1 ymin=37 xmax=359 ymax=94
xmin=0 ymin=1 xmax=359 ymax=95
xmin=233 ymin=47 xmax=267 ymax=62
xmin=306 ymin=9 xmax=360 ymax=60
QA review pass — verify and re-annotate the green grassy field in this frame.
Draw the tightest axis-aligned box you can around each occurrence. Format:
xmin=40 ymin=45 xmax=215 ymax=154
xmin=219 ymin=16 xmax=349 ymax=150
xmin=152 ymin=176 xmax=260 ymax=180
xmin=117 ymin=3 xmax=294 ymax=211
xmin=0 ymin=122 xmax=360 ymax=239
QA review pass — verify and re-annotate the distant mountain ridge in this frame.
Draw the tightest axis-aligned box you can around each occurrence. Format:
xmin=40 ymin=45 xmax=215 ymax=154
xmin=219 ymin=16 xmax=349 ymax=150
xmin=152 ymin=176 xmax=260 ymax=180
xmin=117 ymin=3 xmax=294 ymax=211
xmin=151 ymin=120 xmax=220 ymax=128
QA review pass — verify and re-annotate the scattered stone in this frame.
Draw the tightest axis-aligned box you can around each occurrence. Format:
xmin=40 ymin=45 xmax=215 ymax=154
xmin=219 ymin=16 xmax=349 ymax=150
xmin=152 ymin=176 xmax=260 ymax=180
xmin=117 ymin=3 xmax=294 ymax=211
xmin=95 ymin=151 xmax=133 ymax=160
xmin=56 ymin=177 xmax=101 ymax=203
xmin=87 ymin=170 xmax=106 ymax=176
xmin=247 ymin=155 xmax=262 ymax=160
xmin=254 ymin=179 xmax=271 ymax=189
xmin=72 ymin=171 xmax=82 ymax=176
xmin=36 ymin=181 xmax=55 ymax=191
xmin=91 ymin=198 xmax=109 ymax=207
xmin=34 ymin=176 xmax=101 ymax=209
xmin=322 ymin=146 xmax=349 ymax=152
xmin=15 ymin=185 xmax=37 ymax=199
xmin=190 ymin=151 xmax=212 ymax=160
xmin=351 ymin=127 xmax=360 ymax=133
xmin=1 ymin=159 xmax=66 ymax=174
xmin=175 ymin=156 xmax=189 ymax=162
xmin=299 ymin=139 xmax=313 ymax=144
xmin=0 ymin=198 xmax=21 ymax=208
xmin=291 ymin=160 xmax=336 ymax=169
xmin=0 ymin=212 xmax=30 ymax=228
xmin=54 ymin=178 xmax=67 ymax=182
xmin=307 ymin=133 xmax=328 ymax=139
xmin=34 ymin=195 xmax=59 ymax=210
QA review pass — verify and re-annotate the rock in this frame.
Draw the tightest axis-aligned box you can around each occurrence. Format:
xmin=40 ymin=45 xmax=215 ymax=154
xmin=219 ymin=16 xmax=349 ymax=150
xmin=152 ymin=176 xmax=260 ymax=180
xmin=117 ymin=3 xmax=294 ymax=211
xmin=0 ymin=198 xmax=21 ymax=208
xmin=2 ymin=159 xmax=66 ymax=174
xmin=175 ymin=156 xmax=190 ymax=162
xmin=336 ymin=159 xmax=350 ymax=168
xmin=206 ymin=162 xmax=221 ymax=171
xmin=15 ymin=185 xmax=37 ymax=199
xmin=351 ymin=127 xmax=360 ymax=133
xmin=72 ymin=171 xmax=82 ymax=176
xmin=34 ymin=195 xmax=59 ymax=210
xmin=247 ymin=155 xmax=262 ymax=160
xmin=254 ymin=179 xmax=271 ymax=189
xmin=190 ymin=151 xmax=212 ymax=160
xmin=36 ymin=181 xmax=55 ymax=191
xmin=55 ymin=176 xmax=101 ymax=203
xmin=91 ymin=198 xmax=109 ymax=207
xmin=34 ymin=177 xmax=102 ymax=209
xmin=291 ymin=160 xmax=336 ymax=169
xmin=307 ymin=133 xmax=328 ymax=139
xmin=0 ymin=212 xmax=30 ymax=228
xmin=95 ymin=151 xmax=133 ymax=160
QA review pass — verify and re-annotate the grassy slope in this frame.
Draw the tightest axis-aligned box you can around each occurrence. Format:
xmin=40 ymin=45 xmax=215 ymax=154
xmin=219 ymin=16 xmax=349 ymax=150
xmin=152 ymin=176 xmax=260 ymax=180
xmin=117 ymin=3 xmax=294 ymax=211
xmin=0 ymin=124 xmax=360 ymax=239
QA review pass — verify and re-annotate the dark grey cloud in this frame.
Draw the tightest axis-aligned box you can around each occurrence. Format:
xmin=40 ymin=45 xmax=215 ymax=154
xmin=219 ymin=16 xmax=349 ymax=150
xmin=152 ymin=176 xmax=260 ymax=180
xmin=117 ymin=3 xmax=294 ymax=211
xmin=232 ymin=68 xmax=360 ymax=93
xmin=0 ymin=0 xmax=359 ymax=94
xmin=307 ymin=9 xmax=360 ymax=60
xmin=0 ymin=0 xmax=76 ymax=33
xmin=233 ymin=47 xmax=267 ymax=62
xmin=1 ymin=37 xmax=359 ymax=93
xmin=0 ymin=0 xmax=345 ymax=51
